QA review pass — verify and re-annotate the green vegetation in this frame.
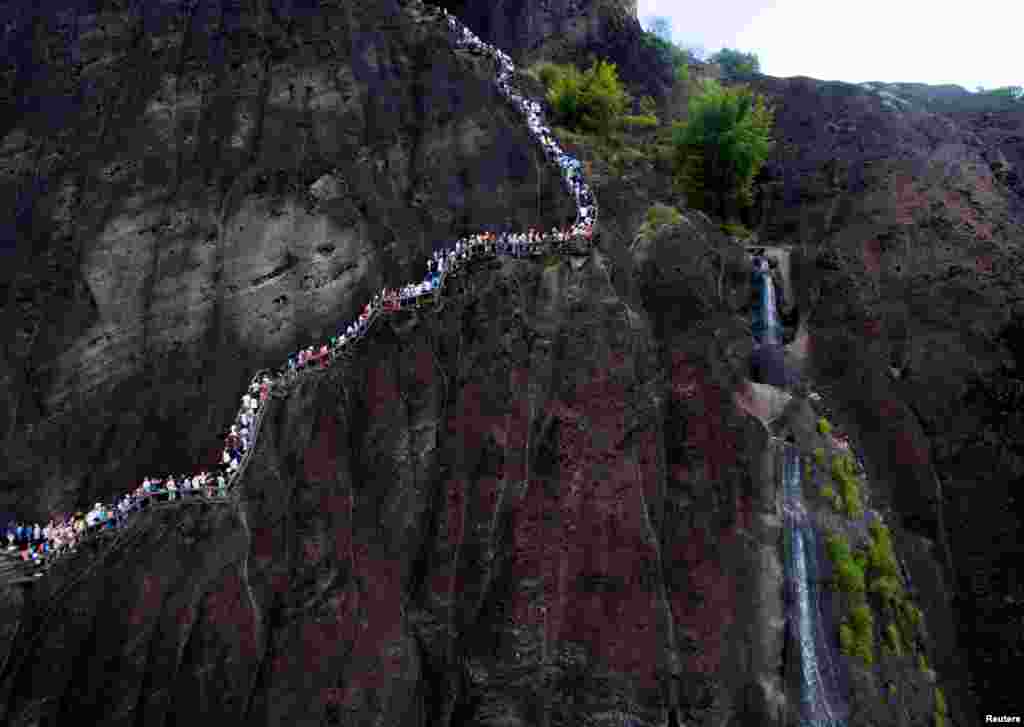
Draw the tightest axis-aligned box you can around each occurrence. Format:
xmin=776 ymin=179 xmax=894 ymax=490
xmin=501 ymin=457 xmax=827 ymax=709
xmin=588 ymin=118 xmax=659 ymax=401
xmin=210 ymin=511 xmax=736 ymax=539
xmin=826 ymin=533 xmax=865 ymax=594
xmin=670 ymin=79 xmax=774 ymax=220
xmin=620 ymin=114 xmax=660 ymax=129
xmin=868 ymin=521 xmax=899 ymax=576
xmin=637 ymin=203 xmax=683 ymax=238
xmin=817 ymin=417 xmax=832 ymax=435
xmin=888 ymin=683 xmax=897 ymax=698
xmin=542 ymin=253 xmax=560 ymax=269
xmin=885 ymin=622 xmax=904 ymax=656
xmin=639 ymin=95 xmax=658 ymax=117
xmin=708 ymin=47 xmax=761 ymax=78
xmin=919 ymin=653 xmax=929 ymax=672
xmin=640 ymin=16 xmax=699 ymax=77
xmin=870 ymin=575 xmax=902 ymax=603
xmin=977 ymin=85 xmax=1024 ymax=101
xmin=830 ymin=452 xmax=863 ymax=519
xmin=720 ymin=221 xmax=752 ymax=238
xmin=935 ymin=687 xmax=948 ymax=727
xmin=840 ymin=603 xmax=875 ymax=665
xmin=814 ymin=447 xmax=826 ymax=466
xmin=543 ymin=59 xmax=631 ymax=138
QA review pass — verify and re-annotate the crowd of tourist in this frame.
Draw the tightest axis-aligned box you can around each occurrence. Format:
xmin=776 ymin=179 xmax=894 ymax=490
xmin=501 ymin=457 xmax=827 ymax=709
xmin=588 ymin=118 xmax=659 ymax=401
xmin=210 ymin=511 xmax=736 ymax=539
xmin=0 ymin=2 xmax=599 ymax=582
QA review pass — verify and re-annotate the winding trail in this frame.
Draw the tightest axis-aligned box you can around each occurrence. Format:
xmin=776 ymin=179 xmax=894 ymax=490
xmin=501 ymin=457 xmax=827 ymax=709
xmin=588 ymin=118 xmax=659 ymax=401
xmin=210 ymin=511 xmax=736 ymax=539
xmin=1 ymin=1 xmax=597 ymax=585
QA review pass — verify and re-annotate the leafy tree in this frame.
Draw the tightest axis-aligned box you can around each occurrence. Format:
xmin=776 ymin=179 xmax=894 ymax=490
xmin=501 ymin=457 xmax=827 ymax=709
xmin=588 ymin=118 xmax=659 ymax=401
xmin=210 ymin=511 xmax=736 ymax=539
xmin=544 ymin=59 xmax=631 ymax=139
xmin=709 ymin=47 xmax=761 ymax=78
xmin=640 ymin=26 xmax=697 ymax=77
xmin=671 ymin=79 xmax=775 ymax=220
xmin=644 ymin=15 xmax=673 ymax=44
xmin=984 ymin=85 xmax=1024 ymax=100
xmin=579 ymin=60 xmax=632 ymax=137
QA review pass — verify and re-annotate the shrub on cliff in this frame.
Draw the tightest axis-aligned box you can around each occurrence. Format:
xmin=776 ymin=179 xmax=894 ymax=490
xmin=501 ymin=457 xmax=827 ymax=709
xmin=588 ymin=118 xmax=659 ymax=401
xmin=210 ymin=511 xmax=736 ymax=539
xmin=620 ymin=114 xmax=659 ymax=129
xmin=885 ymin=622 xmax=904 ymax=656
xmin=830 ymin=452 xmax=863 ymax=519
xmin=935 ymin=687 xmax=948 ymax=727
xmin=840 ymin=603 xmax=875 ymax=665
xmin=868 ymin=521 xmax=900 ymax=579
xmin=671 ymin=80 xmax=774 ymax=220
xmin=817 ymin=417 xmax=832 ymax=435
xmin=637 ymin=203 xmax=683 ymax=238
xmin=826 ymin=533 xmax=865 ymax=593
xmin=544 ymin=59 xmax=631 ymax=138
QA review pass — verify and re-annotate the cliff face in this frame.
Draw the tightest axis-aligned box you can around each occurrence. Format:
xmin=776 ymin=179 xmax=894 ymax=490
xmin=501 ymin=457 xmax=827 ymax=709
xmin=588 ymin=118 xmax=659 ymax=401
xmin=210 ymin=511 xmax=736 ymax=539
xmin=1 ymin=0 xmax=1022 ymax=725
xmin=0 ymin=0 xmax=574 ymax=517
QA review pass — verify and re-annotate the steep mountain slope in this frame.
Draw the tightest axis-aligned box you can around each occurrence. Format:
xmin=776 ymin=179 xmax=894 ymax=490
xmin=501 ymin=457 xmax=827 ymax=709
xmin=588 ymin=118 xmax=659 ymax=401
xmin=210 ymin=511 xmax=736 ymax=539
xmin=0 ymin=0 xmax=1022 ymax=724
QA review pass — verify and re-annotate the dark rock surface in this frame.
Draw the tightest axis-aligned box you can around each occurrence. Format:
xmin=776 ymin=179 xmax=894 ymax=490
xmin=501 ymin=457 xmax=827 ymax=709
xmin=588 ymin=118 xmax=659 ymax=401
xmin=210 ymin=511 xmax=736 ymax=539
xmin=0 ymin=0 xmax=1022 ymax=724
xmin=0 ymin=0 xmax=574 ymax=518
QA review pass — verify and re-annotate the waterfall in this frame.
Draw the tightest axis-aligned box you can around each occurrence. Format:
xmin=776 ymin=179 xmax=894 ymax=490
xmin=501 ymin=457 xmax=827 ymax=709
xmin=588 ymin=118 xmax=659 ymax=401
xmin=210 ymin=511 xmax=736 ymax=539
xmin=783 ymin=446 xmax=849 ymax=727
xmin=753 ymin=250 xmax=847 ymax=725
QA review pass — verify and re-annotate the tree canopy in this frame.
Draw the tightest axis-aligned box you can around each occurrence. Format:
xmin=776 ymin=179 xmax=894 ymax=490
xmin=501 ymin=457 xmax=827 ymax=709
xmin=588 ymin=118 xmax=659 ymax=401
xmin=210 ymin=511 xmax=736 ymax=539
xmin=671 ymin=79 xmax=775 ymax=220
xmin=708 ymin=48 xmax=761 ymax=78
xmin=639 ymin=17 xmax=701 ymax=77
xmin=544 ymin=59 xmax=631 ymax=138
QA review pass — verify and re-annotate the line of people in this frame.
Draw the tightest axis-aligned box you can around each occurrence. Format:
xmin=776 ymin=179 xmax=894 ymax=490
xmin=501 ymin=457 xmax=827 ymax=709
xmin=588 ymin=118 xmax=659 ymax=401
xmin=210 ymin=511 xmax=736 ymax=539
xmin=2 ymin=372 xmax=271 ymax=576
xmin=0 ymin=0 xmax=599 ymax=582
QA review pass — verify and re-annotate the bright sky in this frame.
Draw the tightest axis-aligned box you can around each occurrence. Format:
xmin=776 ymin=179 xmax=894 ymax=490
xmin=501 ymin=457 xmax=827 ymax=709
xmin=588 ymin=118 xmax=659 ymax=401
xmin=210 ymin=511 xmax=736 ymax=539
xmin=637 ymin=0 xmax=1022 ymax=91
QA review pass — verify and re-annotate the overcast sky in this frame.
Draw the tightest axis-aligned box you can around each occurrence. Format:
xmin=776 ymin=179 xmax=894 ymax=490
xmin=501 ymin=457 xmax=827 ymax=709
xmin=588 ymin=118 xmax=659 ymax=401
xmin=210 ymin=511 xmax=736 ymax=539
xmin=637 ymin=0 xmax=1022 ymax=91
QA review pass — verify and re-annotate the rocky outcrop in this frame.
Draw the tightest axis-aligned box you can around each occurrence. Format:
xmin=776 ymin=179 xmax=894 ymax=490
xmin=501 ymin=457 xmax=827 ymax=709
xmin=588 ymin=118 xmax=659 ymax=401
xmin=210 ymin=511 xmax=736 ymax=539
xmin=446 ymin=0 xmax=673 ymax=104
xmin=0 ymin=0 xmax=574 ymax=518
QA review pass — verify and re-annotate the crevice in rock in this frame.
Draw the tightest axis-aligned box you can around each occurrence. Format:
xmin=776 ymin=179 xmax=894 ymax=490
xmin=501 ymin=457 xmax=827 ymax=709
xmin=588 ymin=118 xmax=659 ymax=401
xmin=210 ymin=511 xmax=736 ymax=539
xmin=250 ymin=250 xmax=300 ymax=288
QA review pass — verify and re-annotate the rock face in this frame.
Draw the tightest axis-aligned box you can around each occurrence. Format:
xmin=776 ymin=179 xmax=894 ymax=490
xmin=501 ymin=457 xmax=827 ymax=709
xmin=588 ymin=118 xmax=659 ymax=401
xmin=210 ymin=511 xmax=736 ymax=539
xmin=0 ymin=0 xmax=1022 ymax=724
xmin=0 ymin=0 xmax=574 ymax=517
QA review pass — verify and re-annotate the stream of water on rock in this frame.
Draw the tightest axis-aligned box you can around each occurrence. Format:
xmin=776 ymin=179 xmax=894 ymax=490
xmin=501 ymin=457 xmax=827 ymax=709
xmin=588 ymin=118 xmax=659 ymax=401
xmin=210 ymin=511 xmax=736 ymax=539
xmin=753 ymin=259 xmax=847 ymax=726
xmin=783 ymin=445 xmax=848 ymax=727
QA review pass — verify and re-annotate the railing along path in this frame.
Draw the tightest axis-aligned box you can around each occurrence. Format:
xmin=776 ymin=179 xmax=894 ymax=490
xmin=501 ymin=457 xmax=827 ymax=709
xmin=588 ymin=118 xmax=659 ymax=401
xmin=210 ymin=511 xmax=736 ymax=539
xmin=1 ymin=3 xmax=598 ymax=586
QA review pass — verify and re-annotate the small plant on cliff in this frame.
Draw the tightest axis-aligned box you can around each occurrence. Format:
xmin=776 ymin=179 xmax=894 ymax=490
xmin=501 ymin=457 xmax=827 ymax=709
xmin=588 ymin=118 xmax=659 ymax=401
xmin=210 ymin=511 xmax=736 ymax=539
xmin=840 ymin=603 xmax=875 ymax=665
xmin=817 ymin=417 xmax=832 ymax=435
xmin=637 ymin=203 xmax=683 ymax=238
xmin=901 ymin=600 xmax=923 ymax=633
xmin=814 ymin=447 xmax=826 ymax=465
xmin=826 ymin=533 xmax=866 ymax=594
xmin=620 ymin=114 xmax=660 ymax=129
xmin=885 ymin=622 xmax=904 ymax=656
xmin=831 ymin=452 xmax=863 ymax=519
xmin=934 ymin=686 xmax=948 ymax=727
xmin=720 ymin=221 xmax=752 ymax=238
xmin=868 ymin=521 xmax=900 ymax=579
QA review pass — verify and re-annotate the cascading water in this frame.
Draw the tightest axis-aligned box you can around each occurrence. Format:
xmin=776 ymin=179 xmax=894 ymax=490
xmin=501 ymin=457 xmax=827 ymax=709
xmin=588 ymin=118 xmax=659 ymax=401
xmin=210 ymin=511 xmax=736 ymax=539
xmin=750 ymin=253 xmax=848 ymax=725
xmin=782 ymin=445 xmax=848 ymax=726
xmin=752 ymin=258 xmax=783 ymax=346
xmin=750 ymin=257 xmax=788 ymax=386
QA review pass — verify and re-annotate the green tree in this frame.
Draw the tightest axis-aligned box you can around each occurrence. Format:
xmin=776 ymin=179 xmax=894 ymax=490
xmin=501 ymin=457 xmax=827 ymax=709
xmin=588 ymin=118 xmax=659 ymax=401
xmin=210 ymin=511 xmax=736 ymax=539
xmin=671 ymin=79 xmax=775 ymax=220
xmin=985 ymin=85 xmax=1024 ymax=100
xmin=644 ymin=16 xmax=673 ymax=44
xmin=709 ymin=47 xmax=761 ymax=78
xmin=577 ymin=60 xmax=632 ymax=138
